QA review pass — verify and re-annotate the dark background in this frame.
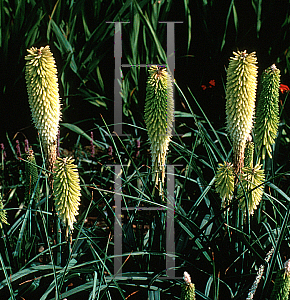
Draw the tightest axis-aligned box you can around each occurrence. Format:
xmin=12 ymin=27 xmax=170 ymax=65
xmin=1 ymin=0 xmax=290 ymax=150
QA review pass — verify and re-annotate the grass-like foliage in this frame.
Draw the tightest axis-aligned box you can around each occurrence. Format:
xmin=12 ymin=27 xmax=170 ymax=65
xmin=1 ymin=1 xmax=290 ymax=299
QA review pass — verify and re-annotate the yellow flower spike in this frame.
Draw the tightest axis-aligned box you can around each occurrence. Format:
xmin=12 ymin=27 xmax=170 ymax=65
xmin=215 ymin=161 xmax=235 ymax=208
xmin=25 ymin=46 xmax=61 ymax=175
xmin=144 ymin=66 xmax=174 ymax=193
xmin=255 ymin=64 xmax=280 ymax=160
xmin=226 ymin=51 xmax=258 ymax=174
xmin=53 ymin=157 xmax=81 ymax=235
xmin=238 ymin=163 xmax=265 ymax=215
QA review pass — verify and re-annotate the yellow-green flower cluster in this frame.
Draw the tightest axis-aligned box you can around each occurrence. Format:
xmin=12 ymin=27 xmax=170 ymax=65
xmin=53 ymin=157 xmax=81 ymax=233
xmin=226 ymin=51 xmax=258 ymax=173
xmin=144 ymin=66 xmax=174 ymax=189
xmin=238 ymin=163 xmax=265 ymax=215
xmin=255 ymin=64 xmax=280 ymax=159
xmin=215 ymin=161 xmax=235 ymax=207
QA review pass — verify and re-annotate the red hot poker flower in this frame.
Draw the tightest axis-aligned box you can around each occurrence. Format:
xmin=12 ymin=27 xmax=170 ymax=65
xmin=279 ymin=84 xmax=290 ymax=94
xmin=201 ymin=80 xmax=215 ymax=90
xmin=209 ymin=79 xmax=215 ymax=87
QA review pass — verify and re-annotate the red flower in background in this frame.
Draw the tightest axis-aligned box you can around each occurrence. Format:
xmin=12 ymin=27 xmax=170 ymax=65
xmin=280 ymin=84 xmax=290 ymax=94
xmin=209 ymin=79 xmax=215 ymax=87
xmin=201 ymin=80 xmax=215 ymax=90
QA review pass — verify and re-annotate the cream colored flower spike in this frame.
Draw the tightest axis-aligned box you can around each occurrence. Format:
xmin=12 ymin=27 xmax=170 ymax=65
xmin=53 ymin=157 xmax=81 ymax=235
xmin=25 ymin=46 xmax=61 ymax=177
xmin=25 ymin=46 xmax=61 ymax=147
xmin=226 ymin=51 xmax=258 ymax=173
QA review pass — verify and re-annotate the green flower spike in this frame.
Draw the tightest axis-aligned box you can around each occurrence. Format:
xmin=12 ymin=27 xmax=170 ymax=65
xmin=0 ymin=196 xmax=9 ymax=229
xmin=226 ymin=51 xmax=258 ymax=174
xmin=25 ymin=46 xmax=61 ymax=175
xmin=53 ymin=157 xmax=81 ymax=236
xmin=215 ymin=161 xmax=235 ymax=208
xmin=270 ymin=259 xmax=290 ymax=300
xmin=255 ymin=64 xmax=280 ymax=160
xmin=144 ymin=66 xmax=174 ymax=192
xmin=25 ymin=149 xmax=40 ymax=203
xmin=181 ymin=271 xmax=196 ymax=300
xmin=238 ymin=163 xmax=265 ymax=215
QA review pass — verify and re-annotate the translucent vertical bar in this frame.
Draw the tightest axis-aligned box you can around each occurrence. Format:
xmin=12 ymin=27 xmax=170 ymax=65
xmin=159 ymin=21 xmax=183 ymax=136
xmin=114 ymin=165 xmax=122 ymax=276
xmin=106 ymin=21 xmax=129 ymax=136
xmin=114 ymin=22 xmax=123 ymax=136
xmin=166 ymin=164 xmax=175 ymax=278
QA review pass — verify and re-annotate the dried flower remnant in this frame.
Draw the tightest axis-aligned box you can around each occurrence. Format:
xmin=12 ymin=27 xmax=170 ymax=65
xmin=0 ymin=143 xmax=6 ymax=162
xmin=108 ymin=146 xmax=113 ymax=156
xmin=16 ymin=140 xmax=21 ymax=159
xmin=24 ymin=139 xmax=29 ymax=153
xmin=90 ymin=131 xmax=94 ymax=157
xmin=136 ymin=139 xmax=141 ymax=158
